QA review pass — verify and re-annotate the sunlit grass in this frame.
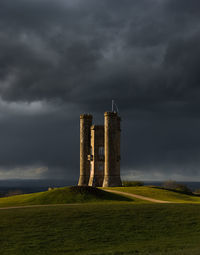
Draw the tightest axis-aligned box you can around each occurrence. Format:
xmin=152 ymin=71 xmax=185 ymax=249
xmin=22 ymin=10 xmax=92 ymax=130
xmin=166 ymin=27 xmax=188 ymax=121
xmin=107 ymin=186 xmax=200 ymax=203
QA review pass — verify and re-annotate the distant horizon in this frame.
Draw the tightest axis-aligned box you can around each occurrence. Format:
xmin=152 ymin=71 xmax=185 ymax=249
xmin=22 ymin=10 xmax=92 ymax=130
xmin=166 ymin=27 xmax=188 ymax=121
xmin=1 ymin=179 xmax=200 ymax=193
xmin=1 ymin=178 xmax=200 ymax=184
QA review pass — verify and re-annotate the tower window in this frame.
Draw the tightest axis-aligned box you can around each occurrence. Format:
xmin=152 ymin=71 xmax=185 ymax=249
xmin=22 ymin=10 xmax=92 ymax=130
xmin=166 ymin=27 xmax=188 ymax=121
xmin=98 ymin=146 xmax=104 ymax=156
xmin=99 ymin=163 xmax=104 ymax=171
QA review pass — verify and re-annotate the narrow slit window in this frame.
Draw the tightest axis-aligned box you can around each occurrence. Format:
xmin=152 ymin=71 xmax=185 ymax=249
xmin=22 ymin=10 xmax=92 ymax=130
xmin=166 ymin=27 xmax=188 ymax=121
xmin=98 ymin=146 xmax=104 ymax=156
xmin=99 ymin=163 xmax=104 ymax=171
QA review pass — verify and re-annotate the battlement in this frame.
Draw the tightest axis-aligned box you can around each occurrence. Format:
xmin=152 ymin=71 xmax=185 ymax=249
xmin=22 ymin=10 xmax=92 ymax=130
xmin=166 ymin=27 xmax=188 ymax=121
xmin=80 ymin=114 xmax=93 ymax=119
xmin=104 ymin=111 xmax=118 ymax=117
xmin=104 ymin=111 xmax=121 ymax=121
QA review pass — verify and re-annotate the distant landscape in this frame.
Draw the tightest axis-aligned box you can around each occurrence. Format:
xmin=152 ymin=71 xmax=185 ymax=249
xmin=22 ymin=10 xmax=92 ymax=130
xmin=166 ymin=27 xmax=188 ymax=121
xmin=1 ymin=179 xmax=200 ymax=197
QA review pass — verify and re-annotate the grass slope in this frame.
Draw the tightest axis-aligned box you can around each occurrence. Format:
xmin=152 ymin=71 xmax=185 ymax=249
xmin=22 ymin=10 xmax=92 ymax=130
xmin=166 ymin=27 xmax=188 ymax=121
xmin=0 ymin=203 xmax=200 ymax=255
xmin=0 ymin=186 xmax=133 ymax=208
xmin=108 ymin=186 xmax=200 ymax=203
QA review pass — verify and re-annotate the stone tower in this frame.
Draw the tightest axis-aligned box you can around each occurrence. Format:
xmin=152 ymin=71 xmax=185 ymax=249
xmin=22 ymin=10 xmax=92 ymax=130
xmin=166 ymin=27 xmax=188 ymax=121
xmin=78 ymin=111 xmax=122 ymax=187
xmin=78 ymin=114 xmax=93 ymax=186
xmin=103 ymin=112 xmax=122 ymax=187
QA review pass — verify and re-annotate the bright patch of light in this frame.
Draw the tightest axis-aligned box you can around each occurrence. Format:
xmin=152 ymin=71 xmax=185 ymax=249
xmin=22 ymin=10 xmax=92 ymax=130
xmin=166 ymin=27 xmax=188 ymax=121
xmin=0 ymin=166 xmax=48 ymax=180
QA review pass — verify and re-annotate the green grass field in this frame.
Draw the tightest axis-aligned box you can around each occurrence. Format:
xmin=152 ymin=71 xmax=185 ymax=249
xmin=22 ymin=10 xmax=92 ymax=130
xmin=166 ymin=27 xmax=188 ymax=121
xmin=0 ymin=186 xmax=134 ymax=208
xmin=0 ymin=203 xmax=200 ymax=255
xmin=108 ymin=186 xmax=200 ymax=203
xmin=1 ymin=186 xmax=200 ymax=255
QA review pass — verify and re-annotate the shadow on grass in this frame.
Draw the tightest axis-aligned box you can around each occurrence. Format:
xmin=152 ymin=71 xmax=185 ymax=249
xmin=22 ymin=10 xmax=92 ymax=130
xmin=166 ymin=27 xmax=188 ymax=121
xmin=70 ymin=186 xmax=133 ymax=202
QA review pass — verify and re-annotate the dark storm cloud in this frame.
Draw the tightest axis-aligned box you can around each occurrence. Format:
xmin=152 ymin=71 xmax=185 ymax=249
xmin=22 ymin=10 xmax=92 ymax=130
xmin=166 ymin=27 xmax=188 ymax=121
xmin=0 ymin=101 xmax=80 ymax=180
xmin=0 ymin=0 xmax=200 ymax=181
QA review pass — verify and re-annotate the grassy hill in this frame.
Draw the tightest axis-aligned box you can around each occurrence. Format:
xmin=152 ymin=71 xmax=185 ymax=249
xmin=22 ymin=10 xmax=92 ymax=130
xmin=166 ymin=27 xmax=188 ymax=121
xmin=0 ymin=203 xmax=200 ymax=255
xmin=107 ymin=186 xmax=200 ymax=203
xmin=0 ymin=186 xmax=133 ymax=208
xmin=2 ymin=185 xmax=200 ymax=208
xmin=1 ymin=186 xmax=200 ymax=254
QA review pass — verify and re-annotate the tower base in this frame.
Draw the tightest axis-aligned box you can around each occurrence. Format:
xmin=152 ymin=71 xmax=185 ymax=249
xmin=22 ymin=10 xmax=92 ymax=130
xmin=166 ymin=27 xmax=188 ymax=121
xmin=78 ymin=175 xmax=90 ymax=186
xmin=88 ymin=175 xmax=104 ymax=187
xmin=102 ymin=175 xmax=122 ymax=187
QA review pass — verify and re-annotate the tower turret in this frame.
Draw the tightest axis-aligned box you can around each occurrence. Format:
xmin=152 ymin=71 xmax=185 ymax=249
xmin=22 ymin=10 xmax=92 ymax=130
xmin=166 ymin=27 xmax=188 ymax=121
xmin=103 ymin=112 xmax=122 ymax=187
xmin=78 ymin=114 xmax=92 ymax=186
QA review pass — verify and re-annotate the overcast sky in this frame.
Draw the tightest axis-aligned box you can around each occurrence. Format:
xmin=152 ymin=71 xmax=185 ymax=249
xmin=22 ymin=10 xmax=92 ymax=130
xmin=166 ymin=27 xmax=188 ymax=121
xmin=1 ymin=0 xmax=200 ymax=183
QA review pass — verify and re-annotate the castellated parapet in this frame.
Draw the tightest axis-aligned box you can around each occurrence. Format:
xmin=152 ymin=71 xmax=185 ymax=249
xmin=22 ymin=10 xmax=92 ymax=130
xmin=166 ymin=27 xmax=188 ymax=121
xmin=78 ymin=111 xmax=122 ymax=187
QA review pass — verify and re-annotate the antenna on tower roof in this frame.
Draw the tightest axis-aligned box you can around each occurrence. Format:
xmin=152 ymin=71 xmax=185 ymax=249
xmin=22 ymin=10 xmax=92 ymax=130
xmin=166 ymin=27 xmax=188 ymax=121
xmin=111 ymin=100 xmax=119 ymax=114
xmin=112 ymin=100 xmax=114 ymax=112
